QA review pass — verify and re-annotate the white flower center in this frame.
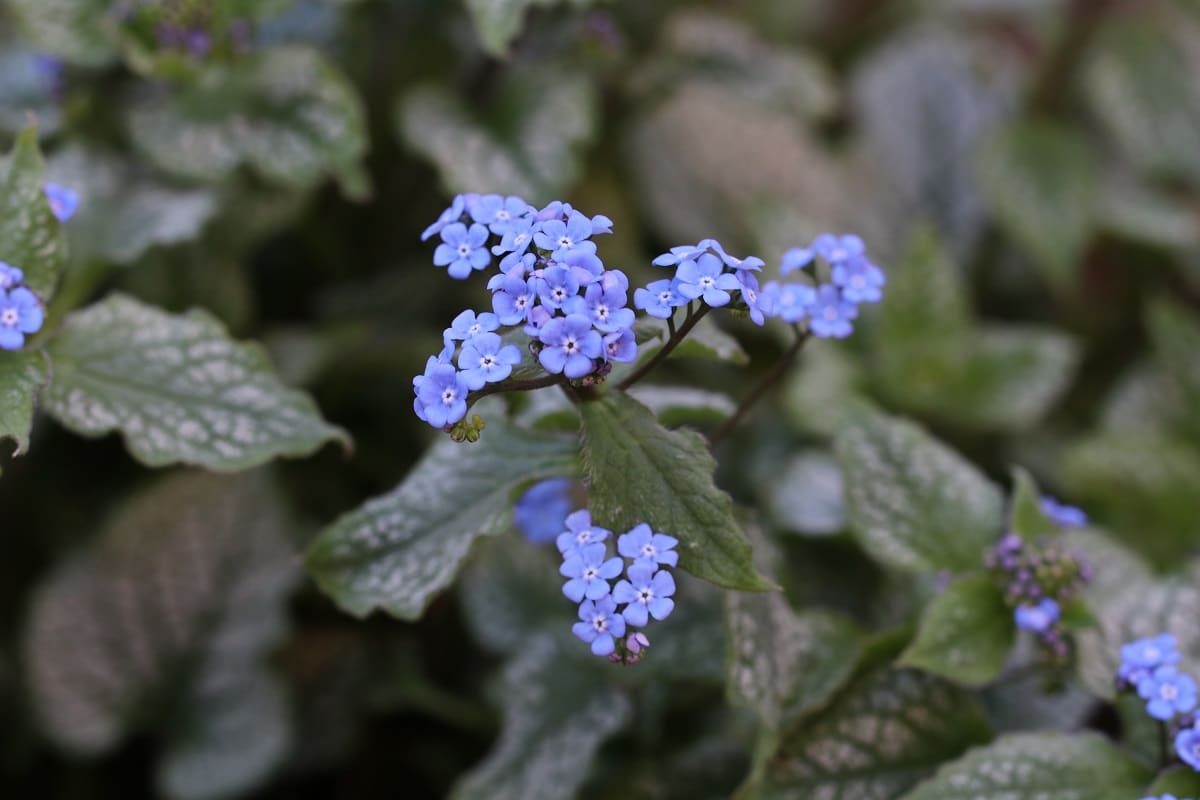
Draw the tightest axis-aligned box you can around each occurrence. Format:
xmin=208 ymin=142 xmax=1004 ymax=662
xmin=642 ymin=544 xmax=655 ymax=558
xmin=1146 ymin=647 xmax=1161 ymax=661
xmin=592 ymin=614 xmax=608 ymax=632
xmin=638 ymin=589 xmax=653 ymax=604
xmin=468 ymin=323 xmax=481 ymax=335
xmin=658 ymin=291 xmax=671 ymax=303
xmin=553 ymin=288 xmax=566 ymax=300
xmin=496 ymin=209 xmax=511 ymax=221
xmin=595 ymin=305 xmax=609 ymax=320
xmin=576 ymin=530 xmax=591 ymax=544
xmin=1162 ymin=684 xmax=1179 ymax=700
xmin=823 ymin=307 xmax=837 ymax=321
xmin=851 ymin=275 xmax=865 ymax=288
xmin=515 ymin=296 xmax=528 ymax=309
xmin=699 ymin=276 xmax=714 ymax=288
xmin=458 ymin=243 xmax=472 ymax=257
xmin=0 ymin=309 xmax=17 ymax=326
xmin=584 ymin=566 xmax=598 ymax=580
xmin=481 ymin=355 xmax=495 ymax=368
xmin=745 ymin=289 xmax=756 ymax=302
xmin=441 ymin=387 xmax=457 ymax=405
xmin=564 ymin=338 xmax=578 ymax=353
xmin=514 ymin=232 xmax=528 ymax=246
xmin=558 ymin=236 xmax=573 ymax=249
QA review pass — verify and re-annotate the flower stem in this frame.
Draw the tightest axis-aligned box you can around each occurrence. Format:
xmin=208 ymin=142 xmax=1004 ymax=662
xmin=464 ymin=373 xmax=562 ymax=412
xmin=708 ymin=325 xmax=809 ymax=446
xmin=616 ymin=305 xmax=711 ymax=391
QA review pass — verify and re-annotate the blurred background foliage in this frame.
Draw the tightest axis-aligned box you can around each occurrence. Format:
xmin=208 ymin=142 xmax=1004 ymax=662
xmin=0 ymin=0 xmax=1198 ymax=797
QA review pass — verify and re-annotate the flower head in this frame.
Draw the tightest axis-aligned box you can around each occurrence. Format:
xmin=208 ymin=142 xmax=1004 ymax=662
xmin=414 ymin=362 xmax=470 ymax=428
xmin=1041 ymin=496 xmax=1088 ymax=528
xmin=492 ymin=215 xmax=538 ymax=259
xmin=535 ymin=265 xmax=581 ymax=311
xmin=617 ymin=523 xmax=679 ymax=568
xmin=812 ymin=233 xmax=865 ymax=265
xmin=736 ymin=272 xmax=771 ymax=326
xmin=534 ymin=211 xmax=595 ymax=260
xmin=572 ymin=282 xmax=633 ymax=333
xmin=708 ymin=240 xmax=764 ymax=272
xmin=470 ymin=194 xmax=532 ymax=235
xmin=433 ymin=222 xmax=491 ymax=278
xmin=514 ymin=479 xmax=574 ymax=544
xmin=1137 ymin=665 xmax=1198 ymax=721
xmin=807 ymin=284 xmax=858 ymax=339
xmin=457 ymin=332 xmax=520 ymax=390
xmin=560 ymin=542 xmax=623 ymax=603
xmin=613 ymin=563 xmax=676 ymax=627
xmin=0 ymin=262 xmax=24 ymax=291
xmin=0 ymin=288 xmax=45 ymax=351
xmin=1120 ymin=634 xmax=1182 ymax=685
xmin=832 ymin=255 xmax=885 ymax=304
xmin=1176 ymin=724 xmax=1200 ymax=771
xmin=634 ymin=278 xmax=686 ymax=319
xmin=556 ymin=509 xmax=612 ymax=557
xmin=421 ymin=194 xmax=468 ymax=241
xmin=537 ymin=314 xmax=601 ymax=379
xmin=445 ymin=309 xmax=500 ymax=342
xmin=44 ymin=183 xmax=79 ymax=222
xmin=674 ymin=253 xmax=741 ymax=308
xmin=761 ymin=280 xmax=815 ymax=324
xmin=491 ymin=274 xmax=536 ymax=326
xmin=572 ymin=595 xmax=626 ymax=656
xmin=602 ymin=328 xmax=637 ymax=363
xmin=1014 ymin=598 xmax=1060 ymax=633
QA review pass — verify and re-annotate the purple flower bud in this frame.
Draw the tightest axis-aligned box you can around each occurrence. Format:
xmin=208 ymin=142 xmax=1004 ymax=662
xmin=626 ymin=632 xmax=649 ymax=655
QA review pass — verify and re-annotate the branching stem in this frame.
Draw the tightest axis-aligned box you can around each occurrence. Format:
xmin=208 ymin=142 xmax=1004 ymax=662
xmin=616 ymin=305 xmax=711 ymax=391
xmin=709 ymin=325 xmax=809 ymax=446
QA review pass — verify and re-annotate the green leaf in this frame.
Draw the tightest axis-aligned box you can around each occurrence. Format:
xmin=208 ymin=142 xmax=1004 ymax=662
xmin=782 ymin=344 xmax=865 ymax=438
xmin=450 ymin=636 xmax=630 ymax=800
xmin=627 ymin=385 xmax=735 ymax=427
xmin=873 ymin=231 xmax=1078 ymax=431
xmin=629 ymin=315 xmax=749 ymax=369
xmin=1085 ymin=19 xmax=1200 ymax=182
xmin=24 ymin=472 xmax=298 ymax=798
xmin=1062 ymin=431 xmax=1200 ymax=566
xmin=740 ymin=667 xmax=992 ymax=800
xmin=761 ymin=451 xmax=846 ymax=536
xmin=1147 ymin=299 xmax=1200 ymax=444
xmin=1009 ymin=466 xmax=1057 ymax=542
xmin=465 ymin=0 xmax=598 ymax=58
xmin=0 ymin=349 xmax=47 ymax=459
xmin=129 ymin=47 xmax=368 ymax=196
xmin=44 ymin=293 xmax=348 ymax=471
xmin=978 ymin=120 xmax=1097 ymax=285
xmin=579 ymin=391 xmax=772 ymax=590
xmin=307 ymin=418 xmax=578 ymax=619
xmin=397 ymin=68 xmax=597 ymax=199
xmin=900 ymin=732 xmax=1152 ymax=800
xmin=835 ymin=406 xmax=1004 ymax=573
xmin=1146 ymin=766 xmax=1200 ymax=797
xmin=900 ymin=574 xmax=1014 ymax=687
xmin=0 ymin=127 xmax=66 ymax=299
xmin=46 ymin=145 xmax=218 ymax=265
xmin=726 ymin=592 xmax=861 ymax=731
xmin=8 ymin=0 xmax=117 ymax=67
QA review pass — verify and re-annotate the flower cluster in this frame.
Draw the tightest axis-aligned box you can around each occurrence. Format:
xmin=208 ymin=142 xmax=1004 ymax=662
xmin=1117 ymin=634 xmax=1200 ymax=774
xmin=638 ymin=238 xmax=768 ymax=324
xmin=556 ymin=510 xmax=677 ymax=664
xmin=118 ymin=0 xmax=252 ymax=59
xmin=0 ymin=262 xmax=46 ymax=352
xmin=762 ymin=233 xmax=886 ymax=338
xmin=414 ymin=194 xmax=637 ymax=431
xmin=986 ymin=507 xmax=1094 ymax=664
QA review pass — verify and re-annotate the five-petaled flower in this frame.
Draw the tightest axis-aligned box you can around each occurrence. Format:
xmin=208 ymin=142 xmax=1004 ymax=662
xmin=613 ymin=563 xmax=676 ymax=627
xmin=573 ymin=596 xmax=626 ymax=657
xmin=434 ymin=222 xmax=492 ymax=278
xmin=1014 ymin=598 xmax=1060 ymax=634
xmin=1137 ymin=665 xmax=1198 ymax=721
xmin=617 ymin=523 xmax=679 ymax=568
xmin=0 ymin=287 xmax=45 ymax=351
xmin=560 ymin=542 xmax=623 ymax=603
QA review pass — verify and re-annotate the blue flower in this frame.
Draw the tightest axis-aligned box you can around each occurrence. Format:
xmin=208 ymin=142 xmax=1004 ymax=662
xmin=0 ymin=262 xmax=24 ymax=291
xmin=433 ymin=222 xmax=491 ymax=279
xmin=470 ymin=194 xmax=532 ymax=235
xmin=421 ymin=194 xmax=468 ymax=241
xmin=807 ymin=284 xmax=858 ymax=338
xmin=560 ymin=249 xmax=605 ymax=286
xmin=492 ymin=215 xmax=538 ymax=259
xmin=491 ymin=275 xmax=537 ymax=325
xmin=44 ymin=183 xmax=79 ymax=222
xmin=1137 ymin=665 xmax=1198 ymax=721
xmin=709 ymin=240 xmax=764 ymax=272
xmin=524 ymin=305 xmax=553 ymax=340
xmin=1120 ymin=634 xmax=1182 ymax=685
xmin=535 ymin=265 xmax=580 ymax=311
xmin=413 ymin=362 xmax=470 ymax=428
xmin=588 ymin=214 xmax=614 ymax=235
xmin=1014 ymin=598 xmax=1060 ymax=633
xmin=444 ymin=309 xmax=500 ymax=342
xmin=617 ymin=523 xmax=679 ymax=568
xmin=761 ymin=280 xmax=816 ymax=324
xmin=634 ymin=278 xmax=686 ymax=319
xmin=556 ymin=509 xmax=612 ymax=557
xmin=1041 ymin=496 xmax=1088 ymax=528
xmin=652 ymin=241 xmax=714 ymax=267
xmin=575 ymin=282 xmax=634 ymax=333
xmin=0 ymin=287 xmax=45 ymax=351
xmin=780 ymin=246 xmax=815 ymax=275
xmin=813 ymin=233 xmax=865 ymax=264
xmin=736 ymin=272 xmax=771 ymax=326
xmin=458 ymin=332 xmax=521 ymax=390
xmin=514 ymin=479 xmax=574 ymax=544
xmin=1142 ymin=795 xmax=1182 ymax=800
xmin=613 ymin=563 xmax=676 ymax=627
xmin=602 ymin=328 xmax=637 ymax=363
xmin=572 ymin=595 xmax=626 ymax=656
xmin=537 ymin=314 xmax=601 ymax=379
xmin=674 ymin=253 xmax=742 ymax=307
xmin=832 ymin=255 xmax=885 ymax=304
xmin=1176 ymin=724 xmax=1200 ymax=771
xmin=534 ymin=211 xmax=595 ymax=260
xmin=560 ymin=542 xmax=623 ymax=603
